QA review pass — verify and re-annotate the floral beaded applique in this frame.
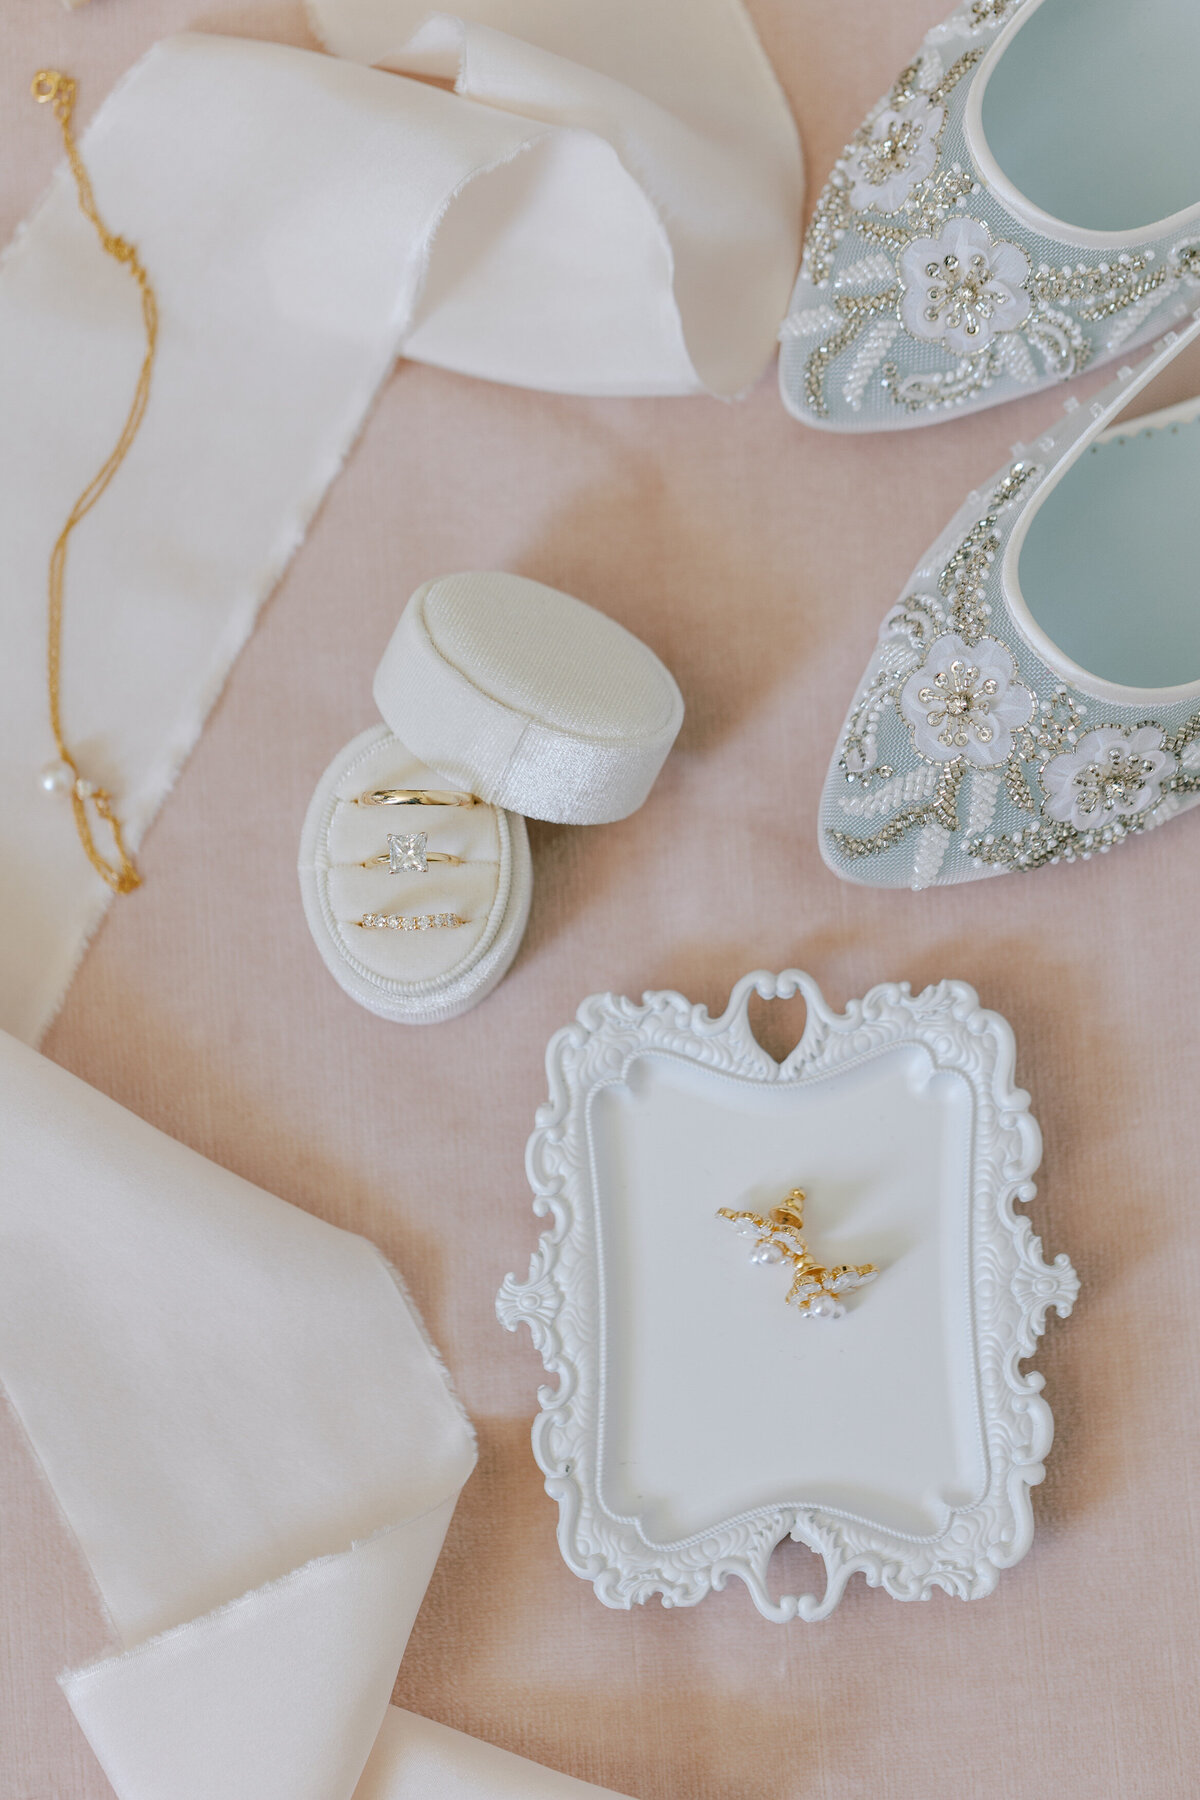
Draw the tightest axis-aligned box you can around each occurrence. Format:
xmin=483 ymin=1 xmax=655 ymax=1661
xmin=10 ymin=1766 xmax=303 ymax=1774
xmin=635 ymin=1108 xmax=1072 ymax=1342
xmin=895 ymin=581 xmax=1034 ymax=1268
xmin=898 ymin=632 xmax=1033 ymax=765
xmin=823 ymin=459 xmax=1200 ymax=886
xmin=780 ymin=3 xmax=1200 ymax=427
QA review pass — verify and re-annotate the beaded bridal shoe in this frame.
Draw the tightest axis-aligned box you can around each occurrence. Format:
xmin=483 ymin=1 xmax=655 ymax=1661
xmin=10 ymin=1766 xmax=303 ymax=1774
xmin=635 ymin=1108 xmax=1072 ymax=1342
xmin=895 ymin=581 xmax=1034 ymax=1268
xmin=780 ymin=0 xmax=1200 ymax=430
xmin=819 ymin=318 xmax=1200 ymax=887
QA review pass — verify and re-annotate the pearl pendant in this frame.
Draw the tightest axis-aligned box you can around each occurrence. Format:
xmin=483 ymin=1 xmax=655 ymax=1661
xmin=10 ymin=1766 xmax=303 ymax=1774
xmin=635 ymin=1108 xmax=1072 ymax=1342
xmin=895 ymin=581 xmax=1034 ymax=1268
xmin=39 ymin=759 xmax=75 ymax=795
xmin=805 ymin=1293 xmax=845 ymax=1320
xmin=749 ymin=1241 xmax=785 ymax=1267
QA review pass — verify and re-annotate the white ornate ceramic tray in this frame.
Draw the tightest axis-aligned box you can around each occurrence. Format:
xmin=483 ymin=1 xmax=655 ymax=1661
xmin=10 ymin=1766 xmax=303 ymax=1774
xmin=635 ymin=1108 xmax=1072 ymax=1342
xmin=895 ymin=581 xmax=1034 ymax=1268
xmin=497 ymin=971 xmax=1078 ymax=1621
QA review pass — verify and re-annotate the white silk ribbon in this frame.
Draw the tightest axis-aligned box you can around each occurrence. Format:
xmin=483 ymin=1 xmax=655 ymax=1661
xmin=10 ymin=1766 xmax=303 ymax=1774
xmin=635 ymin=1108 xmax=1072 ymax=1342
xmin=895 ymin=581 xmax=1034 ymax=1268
xmin=0 ymin=1 xmax=802 ymax=1043
xmin=0 ymin=1027 xmax=633 ymax=1798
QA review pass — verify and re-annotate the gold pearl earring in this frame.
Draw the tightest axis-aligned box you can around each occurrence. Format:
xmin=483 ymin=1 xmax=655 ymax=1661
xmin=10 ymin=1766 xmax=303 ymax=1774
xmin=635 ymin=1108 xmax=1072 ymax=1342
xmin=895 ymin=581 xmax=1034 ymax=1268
xmin=718 ymin=1188 xmax=878 ymax=1320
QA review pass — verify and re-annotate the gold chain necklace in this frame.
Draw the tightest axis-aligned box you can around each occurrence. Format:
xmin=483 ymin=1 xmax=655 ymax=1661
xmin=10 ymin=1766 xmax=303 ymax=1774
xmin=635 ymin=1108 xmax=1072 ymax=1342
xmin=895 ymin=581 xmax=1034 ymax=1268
xmin=32 ymin=70 xmax=158 ymax=895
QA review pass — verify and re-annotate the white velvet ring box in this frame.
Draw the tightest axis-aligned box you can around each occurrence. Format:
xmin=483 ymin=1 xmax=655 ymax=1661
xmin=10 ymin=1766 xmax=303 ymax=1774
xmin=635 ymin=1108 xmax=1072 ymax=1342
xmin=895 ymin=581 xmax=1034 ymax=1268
xmin=298 ymin=572 xmax=684 ymax=1024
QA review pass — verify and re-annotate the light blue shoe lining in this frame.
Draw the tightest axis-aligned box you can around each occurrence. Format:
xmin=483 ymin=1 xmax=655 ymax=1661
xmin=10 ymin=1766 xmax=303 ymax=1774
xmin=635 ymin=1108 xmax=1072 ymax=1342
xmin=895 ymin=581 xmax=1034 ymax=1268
xmin=982 ymin=0 xmax=1200 ymax=235
xmin=1017 ymin=403 xmax=1200 ymax=688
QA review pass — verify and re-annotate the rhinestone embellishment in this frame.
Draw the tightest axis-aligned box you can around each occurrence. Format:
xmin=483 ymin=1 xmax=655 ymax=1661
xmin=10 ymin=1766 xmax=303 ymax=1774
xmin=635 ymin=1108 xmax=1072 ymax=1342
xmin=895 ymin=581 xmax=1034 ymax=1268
xmin=918 ymin=658 xmax=999 ymax=749
xmin=862 ymin=117 xmax=924 ymax=187
xmin=1072 ymin=747 xmax=1160 ymax=816
xmin=924 ymin=252 xmax=1001 ymax=336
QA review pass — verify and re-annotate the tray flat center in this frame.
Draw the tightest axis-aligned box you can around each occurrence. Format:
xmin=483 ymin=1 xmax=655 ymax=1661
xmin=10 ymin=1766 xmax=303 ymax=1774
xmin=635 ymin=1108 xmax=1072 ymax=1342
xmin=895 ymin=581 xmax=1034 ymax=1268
xmin=590 ymin=1044 xmax=983 ymax=1542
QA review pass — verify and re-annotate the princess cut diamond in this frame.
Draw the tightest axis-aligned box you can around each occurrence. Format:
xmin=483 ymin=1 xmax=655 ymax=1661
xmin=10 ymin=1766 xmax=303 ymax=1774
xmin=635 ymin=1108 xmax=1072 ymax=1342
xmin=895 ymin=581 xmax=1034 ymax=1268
xmin=387 ymin=831 xmax=428 ymax=874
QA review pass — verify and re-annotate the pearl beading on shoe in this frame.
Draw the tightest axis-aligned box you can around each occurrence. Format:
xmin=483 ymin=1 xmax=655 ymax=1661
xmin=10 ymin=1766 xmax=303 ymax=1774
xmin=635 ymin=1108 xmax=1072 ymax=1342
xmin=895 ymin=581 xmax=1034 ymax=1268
xmin=357 ymin=912 xmax=466 ymax=931
xmin=718 ymin=1188 xmax=879 ymax=1319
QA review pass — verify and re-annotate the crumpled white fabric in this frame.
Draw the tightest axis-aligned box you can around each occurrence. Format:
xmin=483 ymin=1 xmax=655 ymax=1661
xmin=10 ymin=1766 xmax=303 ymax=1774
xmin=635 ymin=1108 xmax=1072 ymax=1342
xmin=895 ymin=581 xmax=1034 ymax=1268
xmin=0 ymin=1027 xmax=633 ymax=1798
xmin=0 ymin=0 xmax=802 ymax=1044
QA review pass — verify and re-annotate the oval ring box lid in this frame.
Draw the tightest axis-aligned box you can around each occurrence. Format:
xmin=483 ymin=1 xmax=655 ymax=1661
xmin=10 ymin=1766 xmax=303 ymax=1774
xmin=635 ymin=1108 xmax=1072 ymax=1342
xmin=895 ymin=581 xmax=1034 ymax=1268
xmin=372 ymin=573 xmax=684 ymax=825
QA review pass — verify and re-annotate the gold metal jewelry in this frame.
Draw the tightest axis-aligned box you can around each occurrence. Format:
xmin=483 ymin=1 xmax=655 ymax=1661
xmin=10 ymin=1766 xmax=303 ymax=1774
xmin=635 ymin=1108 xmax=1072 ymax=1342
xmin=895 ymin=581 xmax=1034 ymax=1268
xmin=360 ymin=832 xmax=463 ymax=874
xmin=33 ymin=70 xmax=158 ymax=895
xmin=355 ymin=788 xmax=479 ymax=808
xmin=718 ymin=1188 xmax=878 ymax=1320
xmin=356 ymin=911 xmax=466 ymax=931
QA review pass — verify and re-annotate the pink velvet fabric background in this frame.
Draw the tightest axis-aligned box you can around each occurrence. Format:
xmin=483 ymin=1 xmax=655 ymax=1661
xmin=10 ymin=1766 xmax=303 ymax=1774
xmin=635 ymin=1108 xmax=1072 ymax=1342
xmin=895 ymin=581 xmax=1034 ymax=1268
xmin=3 ymin=3 xmax=1199 ymax=1796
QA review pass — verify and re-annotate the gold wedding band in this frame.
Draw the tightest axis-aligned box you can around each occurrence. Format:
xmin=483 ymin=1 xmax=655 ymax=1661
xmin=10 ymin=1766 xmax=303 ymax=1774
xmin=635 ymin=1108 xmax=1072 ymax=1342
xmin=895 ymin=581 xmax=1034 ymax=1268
xmin=355 ymin=788 xmax=479 ymax=807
